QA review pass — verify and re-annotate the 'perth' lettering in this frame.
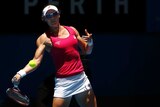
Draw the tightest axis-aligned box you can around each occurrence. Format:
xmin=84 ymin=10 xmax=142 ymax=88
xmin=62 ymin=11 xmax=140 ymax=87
xmin=24 ymin=0 xmax=128 ymax=15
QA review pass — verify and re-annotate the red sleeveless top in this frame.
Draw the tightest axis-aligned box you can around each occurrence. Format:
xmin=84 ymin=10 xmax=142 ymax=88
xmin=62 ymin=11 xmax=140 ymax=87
xmin=48 ymin=26 xmax=84 ymax=78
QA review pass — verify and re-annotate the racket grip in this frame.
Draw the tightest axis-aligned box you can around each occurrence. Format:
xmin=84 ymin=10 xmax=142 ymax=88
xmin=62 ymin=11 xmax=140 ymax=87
xmin=13 ymin=84 xmax=18 ymax=88
xmin=12 ymin=77 xmax=19 ymax=87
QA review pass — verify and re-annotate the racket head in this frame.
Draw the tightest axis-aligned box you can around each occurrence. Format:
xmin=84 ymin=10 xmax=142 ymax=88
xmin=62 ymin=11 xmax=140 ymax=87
xmin=6 ymin=87 xmax=30 ymax=106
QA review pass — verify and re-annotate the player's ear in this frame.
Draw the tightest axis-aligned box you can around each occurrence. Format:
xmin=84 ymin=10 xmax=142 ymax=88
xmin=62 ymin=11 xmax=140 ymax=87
xmin=41 ymin=16 xmax=46 ymax=21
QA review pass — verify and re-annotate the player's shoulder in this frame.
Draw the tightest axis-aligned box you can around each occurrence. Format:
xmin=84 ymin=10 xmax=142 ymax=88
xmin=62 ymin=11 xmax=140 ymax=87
xmin=63 ymin=25 xmax=76 ymax=31
xmin=36 ymin=33 xmax=48 ymax=46
xmin=69 ymin=26 xmax=77 ymax=31
xmin=62 ymin=25 xmax=78 ymax=36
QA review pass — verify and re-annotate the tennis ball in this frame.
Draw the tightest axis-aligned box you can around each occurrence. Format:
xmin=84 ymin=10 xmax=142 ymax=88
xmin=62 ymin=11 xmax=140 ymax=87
xmin=29 ymin=60 xmax=37 ymax=68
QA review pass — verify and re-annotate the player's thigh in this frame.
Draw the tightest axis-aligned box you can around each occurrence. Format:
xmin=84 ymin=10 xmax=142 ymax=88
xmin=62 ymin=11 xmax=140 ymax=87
xmin=74 ymin=89 xmax=97 ymax=107
xmin=52 ymin=97 xmax=72 ymax=107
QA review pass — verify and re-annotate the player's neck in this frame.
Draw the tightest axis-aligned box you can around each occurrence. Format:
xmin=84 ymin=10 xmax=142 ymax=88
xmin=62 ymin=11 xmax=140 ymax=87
xmin=50 ymin=25 xmax=61 ymax=35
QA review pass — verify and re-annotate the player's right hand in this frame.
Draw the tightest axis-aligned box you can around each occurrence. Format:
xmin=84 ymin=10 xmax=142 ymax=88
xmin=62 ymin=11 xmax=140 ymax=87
xmin=11 ymin=74 xmax=21 ymax=87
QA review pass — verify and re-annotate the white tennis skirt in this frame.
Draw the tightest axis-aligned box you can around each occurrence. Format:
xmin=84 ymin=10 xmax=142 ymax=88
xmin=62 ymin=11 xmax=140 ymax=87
xmin=53 ymin=71 xmax=92 ymax=98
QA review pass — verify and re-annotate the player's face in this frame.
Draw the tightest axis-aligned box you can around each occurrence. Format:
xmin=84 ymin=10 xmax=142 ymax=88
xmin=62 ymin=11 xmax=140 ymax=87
xmin=45 ymin=10 xmax=60 ymax=27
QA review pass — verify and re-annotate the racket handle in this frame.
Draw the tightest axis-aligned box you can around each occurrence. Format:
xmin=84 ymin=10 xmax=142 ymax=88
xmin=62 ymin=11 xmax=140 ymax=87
xmin=13 ymin=84 xmax=18 ymax=88
xmin=12 ymin=77 xmax=20 ymax=87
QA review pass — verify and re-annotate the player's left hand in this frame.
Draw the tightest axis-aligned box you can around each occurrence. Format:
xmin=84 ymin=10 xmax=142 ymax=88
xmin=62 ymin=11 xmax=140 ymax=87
xmin=82 ymin=29 xmax=92 ymax=43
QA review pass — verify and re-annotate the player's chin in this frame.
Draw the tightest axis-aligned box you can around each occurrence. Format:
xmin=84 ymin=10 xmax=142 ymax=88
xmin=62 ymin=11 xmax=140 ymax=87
xmin=50 ymin=23 xmax=58 ymax=27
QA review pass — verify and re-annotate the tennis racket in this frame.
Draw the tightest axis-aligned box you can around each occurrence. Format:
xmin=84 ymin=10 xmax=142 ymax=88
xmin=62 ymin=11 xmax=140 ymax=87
xmin=6 ymin=78 xmax=30 ymax=106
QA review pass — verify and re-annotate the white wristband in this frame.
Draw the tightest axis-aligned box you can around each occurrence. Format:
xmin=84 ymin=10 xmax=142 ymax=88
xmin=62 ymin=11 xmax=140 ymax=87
xmin=17 ymin=70 xmax=26 ymax=78
xmin=88 ymin=38 xmax=93 ymax=46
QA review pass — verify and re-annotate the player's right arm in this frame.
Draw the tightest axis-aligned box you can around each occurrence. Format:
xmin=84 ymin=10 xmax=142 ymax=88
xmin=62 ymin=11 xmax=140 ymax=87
xmin=12 ymin=33 xmax=48 ymax=85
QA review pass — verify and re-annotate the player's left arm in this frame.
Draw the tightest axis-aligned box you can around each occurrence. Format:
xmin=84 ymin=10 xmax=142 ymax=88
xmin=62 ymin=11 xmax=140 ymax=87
xmin=71 ymin=26 xmax=93 ymax=55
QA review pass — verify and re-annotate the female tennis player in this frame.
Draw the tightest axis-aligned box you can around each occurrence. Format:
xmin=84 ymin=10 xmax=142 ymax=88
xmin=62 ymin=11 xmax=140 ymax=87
xmin=12 ymin=4 xmax=97 ymax=107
